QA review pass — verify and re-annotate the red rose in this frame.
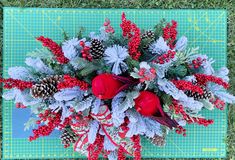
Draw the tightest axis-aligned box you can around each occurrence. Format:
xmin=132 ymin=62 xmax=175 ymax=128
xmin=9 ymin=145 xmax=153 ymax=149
xmin=134 ymin=91 xmax=162 ymax=116
xmin=92 ymin=73 xmax=124 ymax=100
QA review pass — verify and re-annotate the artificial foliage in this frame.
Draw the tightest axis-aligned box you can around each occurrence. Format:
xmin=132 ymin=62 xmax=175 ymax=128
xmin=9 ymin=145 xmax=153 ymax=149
xmin=1 ymin=13 xmax=235 ymax=160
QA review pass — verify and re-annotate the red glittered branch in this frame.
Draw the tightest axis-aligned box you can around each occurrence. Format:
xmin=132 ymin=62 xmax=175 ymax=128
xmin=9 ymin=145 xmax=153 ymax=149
xmin=0 ymin=78 xmax=33 ymax=90
xmin=194 ymin=73 xmax=229 ymax=89
xmin=172 ymin=80 xmax=204 ymax=95
xmin=57 ymin=75 xmax=89 ymax=91
xmin=36 ymin=36 xmax=69 ymax=64
xmin=120 ymin=13 xmax=141 ymax=60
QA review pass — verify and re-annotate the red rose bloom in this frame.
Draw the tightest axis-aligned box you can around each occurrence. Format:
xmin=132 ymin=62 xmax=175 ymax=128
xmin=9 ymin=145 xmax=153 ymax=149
xmin=92 ymin=73 xmax=124 ymax=100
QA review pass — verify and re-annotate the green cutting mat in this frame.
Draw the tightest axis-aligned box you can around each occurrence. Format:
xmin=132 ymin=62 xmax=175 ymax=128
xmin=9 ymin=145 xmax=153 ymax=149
xmin=2 ymin=7 xmax=227 ymax=159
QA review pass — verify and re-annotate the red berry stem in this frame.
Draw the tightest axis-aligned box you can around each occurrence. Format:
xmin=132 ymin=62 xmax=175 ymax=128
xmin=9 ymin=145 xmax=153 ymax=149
xmin=194 ymin=73 xmax=229 ymax=89
xmin=0 ymin=78 xmax=33 ymax=91
xmin=162 ymin=20 xmax=178 ymax=49
xmin=120 ymin=13 xmax=141 ymax=60
xmin=57 ymin=75 xmax=89 ymax=90
xmin=172 ymin=80 xmax=204 ymax=95
xmin=36 ymin=36 xmax=69 ymax=64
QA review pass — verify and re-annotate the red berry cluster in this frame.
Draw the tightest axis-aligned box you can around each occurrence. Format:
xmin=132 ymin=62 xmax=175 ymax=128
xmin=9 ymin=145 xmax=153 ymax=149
xmin=0 ymin=78 xmax=33 ymax=91
xmin=29 ymin=110 xmax=61 ymax=141
xmin=175 ymin=126 xmax=186 ymax=137
xmin=171 ymin=101 xmax=214 ymax=127
xmin=188 ymin=57 xmax=205 ymax=69
xmin=120 ymin=13 xmax=141 ymax=60
xmin=162 ymin=20 xmax=178 ymax=49
xmin=87 ymin=134 xmax=104 ymax=160
xmin=138 ymin=67 xmax=156 ymax=83
xmin=155 ymin=50 xmax=176 ymax=64
xmin=131 ymin=135 xmax=142 ymax=160
xmin=119 ymin=118 xmax=130 ymax=138
xmin=103 ymin=18 xmax=114 ymax=33
xmin=117 ymin=146 xmax=127 ymax=160
xmin=210 ymin=97 xmax=225 ymax=110
xmin=172 ymin=80 xmax=204 ymax=95
xmin=57 ymin=75 xmax=89 ymax=91
xmin=36 ymin=36 xmax=69 ymax=64
xmin=194 ymin=73 xmax=229 ymax=89
xmin=79 ymin=41 xmax=92 ymax=61
xmin=15 ymin=103 xmax=27 ymax=108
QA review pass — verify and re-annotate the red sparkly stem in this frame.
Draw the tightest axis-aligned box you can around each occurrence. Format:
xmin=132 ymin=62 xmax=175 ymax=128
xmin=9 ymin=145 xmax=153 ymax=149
xmin=120 ymin=13 xmax=141 ymax=60
xmin=36 ymin=36 xmax=69 ymax=64
xmin=0 ymin=78 xmax=33 ymax=91
xmin=87 ymin=134 xmax=104 ymax=160
xmin=162 ymin=20 xmax=178 ymax=49
xmin=194 ymin=73 xmax=229 ymax=89
xmin=57 ymin=75 xmax=89 ymax=91
xmin=172 ymin=80 xmax=204 ymax=95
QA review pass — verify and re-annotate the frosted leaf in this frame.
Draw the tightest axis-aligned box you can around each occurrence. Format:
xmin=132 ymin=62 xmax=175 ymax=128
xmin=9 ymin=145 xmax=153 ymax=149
xmin=201 ymin=58 xmax=215 ymax=75
xmin=157 ymin=78 xmax=203 ymax=111
xmin=89 ymin=27 xmax=110 ymax=41
xmin=62 ymin=38 xmax=85 ymax=60
xmin=69 ymin=57 xmax=89 ymax=70
xmin=153 ymin=57 xmax=177 ymax=78
xmin=2 ymin=89 xmax=16 ymax=100
xmin=91 ymin=98 xmax=102 ymax=114
xmin=214 ymin=67 xmax=229 ymax=82
xmin=8 ymin=67 xmax=35 ymax=81
xmin=49 ymin=101 xmax=72 ymax=122
xmin=143 ymin=117 xmax=162 ymax=138
xmin=104 ymin=45 xmax=129 ymax=75
xmin=54 ymin=87 xmax=84 ymax=101
xmin=103 ymin=135 xmax=117 ymax=151
xmin=175 ymin=36 xmax=188 ymax=51
xmin=88 ymin=120 xmax=99 ymax=144
xmin=107 ymin=151 xmax=118 ymax=160
xmin=74 ymin=96 xmax=95 ymax=112
xmin=139 ymin=62 xmax=151 ymax=69
xmin=13 ymin=89 xmax=41 ymax=106
xmin=125 ymin=110 xmax=146 ymax=137
xmin=25 ymin=57 xmax=54 ymax=75
xmin=149 ymin=37 xmax=170 ymax=55
xmin=213 ymin=91 xmax=235 ymax=104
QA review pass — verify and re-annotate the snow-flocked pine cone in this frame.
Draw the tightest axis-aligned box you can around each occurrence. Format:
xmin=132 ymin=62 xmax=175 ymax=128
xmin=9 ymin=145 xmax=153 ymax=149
xmin=185 ymin=85 xmax=212 ymax=100
xmin=90 ymin=39 xmax=104 ymax=59
xmin=60 ymin=128 xmax=77 ymax=148
xmin=141 ymin=30 xmax=155 ymax=49
xmin=31 ymin=75 xmax=63 ymax=98
xmin=150 ymin=135 xmax=166 ymax=146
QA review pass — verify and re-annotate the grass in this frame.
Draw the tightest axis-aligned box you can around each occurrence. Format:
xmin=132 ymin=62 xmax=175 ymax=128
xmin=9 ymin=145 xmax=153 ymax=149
xmin=0 ymin=0 xmax=235 ymax=159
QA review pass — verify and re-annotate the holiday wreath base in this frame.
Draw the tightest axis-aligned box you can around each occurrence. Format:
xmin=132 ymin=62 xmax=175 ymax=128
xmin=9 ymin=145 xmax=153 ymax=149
xmin=2 ymin=8 xmax=229 ymax=159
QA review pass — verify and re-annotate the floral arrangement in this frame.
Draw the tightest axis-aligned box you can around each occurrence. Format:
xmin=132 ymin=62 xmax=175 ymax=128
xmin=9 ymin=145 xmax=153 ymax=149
xmin=1 ymin=13 xmax=235 ymax=160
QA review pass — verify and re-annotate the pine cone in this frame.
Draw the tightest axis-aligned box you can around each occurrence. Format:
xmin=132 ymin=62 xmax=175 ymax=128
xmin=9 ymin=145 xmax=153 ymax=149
xmin=141 ymin=30 xmax=155 ymax=49
xmin=141 ymin=30 xmax=155 ymax=40
xmin=150 ymin=135 xmax=165 ymax=146
xmin=31 ymin=75 xmax=63 ymax=98
xmin=185 ymin=85 xmax=212 ymax=100
xmin=90 ymin=39 xmax=104 ymax=59
xmin=60 ymin=128 xmax=77 ymax=148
